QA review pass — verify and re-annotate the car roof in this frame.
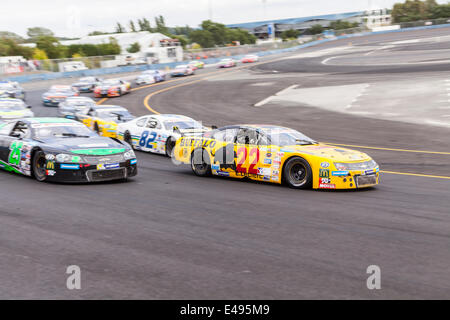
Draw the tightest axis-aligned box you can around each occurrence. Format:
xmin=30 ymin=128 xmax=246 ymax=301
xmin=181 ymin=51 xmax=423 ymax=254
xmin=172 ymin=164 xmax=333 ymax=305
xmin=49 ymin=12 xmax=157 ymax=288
xmin=50 ymin=85 xmax=71 ymax=89
xmin=147 ymin=114 xmax=194 ymax=121
xmin=22 ymin=117 xmax=78 ymax=124
xmin=91 ymin=104 xmax=126 ymax=110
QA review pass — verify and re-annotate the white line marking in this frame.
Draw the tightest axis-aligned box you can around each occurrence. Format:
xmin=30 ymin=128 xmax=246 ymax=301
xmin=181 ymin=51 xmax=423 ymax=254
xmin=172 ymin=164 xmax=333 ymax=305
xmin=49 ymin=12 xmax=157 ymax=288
xmin=254 ymin=96 xmax=274 ymax=107
xmin=275 ymin=84 xmax=298 ymax=96
xmin=321 ymin=57 xmax=336 ymax=65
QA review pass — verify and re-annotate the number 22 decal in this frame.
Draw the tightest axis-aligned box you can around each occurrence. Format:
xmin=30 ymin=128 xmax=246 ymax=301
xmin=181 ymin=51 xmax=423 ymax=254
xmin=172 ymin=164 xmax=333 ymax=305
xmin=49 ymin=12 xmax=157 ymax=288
xmin=139 ymin=131 xmax=157 ymax=149
xmin=9 ymin=141 xmax=23 ymax=166
xmin=236 ymin=147 xmax=259 ymax=175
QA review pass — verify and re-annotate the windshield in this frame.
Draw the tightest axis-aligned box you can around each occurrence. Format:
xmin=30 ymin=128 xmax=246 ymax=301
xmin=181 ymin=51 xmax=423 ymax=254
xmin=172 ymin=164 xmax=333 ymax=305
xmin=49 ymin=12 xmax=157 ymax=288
xmin=33 ymin=124 xmax=97 ymax=139
xmin=0 ymin=101 xmax=26 ymax=110
xmin=264 ymin=128 xmax=317 ymax=146
xmin=101 ymin=80 xmax=120 ymax=86
xmin=97 ymin=109 xmax=134 ymax=120
xmin=164 ymin=120 xmax=202 ymax=130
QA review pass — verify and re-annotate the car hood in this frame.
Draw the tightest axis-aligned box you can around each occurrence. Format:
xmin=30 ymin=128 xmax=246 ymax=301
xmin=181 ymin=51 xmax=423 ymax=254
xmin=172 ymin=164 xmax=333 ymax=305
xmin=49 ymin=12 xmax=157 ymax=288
xmin=282 ymin=143 xmax=372 ymax=162
xmin=40 ymin=136 xmax=127 ymax=155
xmin=96 ymin=85 xmax=115 ymax=90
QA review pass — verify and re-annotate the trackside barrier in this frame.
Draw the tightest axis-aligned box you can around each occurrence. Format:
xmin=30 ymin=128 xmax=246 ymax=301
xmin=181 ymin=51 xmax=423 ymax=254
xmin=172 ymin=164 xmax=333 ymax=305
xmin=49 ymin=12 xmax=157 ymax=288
xmin=3 ymin=23 xmax=450 ymax=84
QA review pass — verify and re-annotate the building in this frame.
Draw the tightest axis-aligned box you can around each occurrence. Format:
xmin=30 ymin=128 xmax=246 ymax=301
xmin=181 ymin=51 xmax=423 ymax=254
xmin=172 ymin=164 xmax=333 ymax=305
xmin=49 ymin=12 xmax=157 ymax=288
xmin=227 ymin=10 xmax=391 ymax=38
xmin=61 ymin=31 xmax=183 ymax=63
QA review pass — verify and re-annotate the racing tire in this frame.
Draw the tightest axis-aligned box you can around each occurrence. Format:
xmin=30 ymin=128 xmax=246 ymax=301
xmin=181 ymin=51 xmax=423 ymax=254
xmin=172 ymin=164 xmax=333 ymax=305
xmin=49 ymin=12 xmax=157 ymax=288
xmin=32 ymin=150 xmax=47 ymax=182
xmin=283 ymin=156 xmax=312 ymax=189
xmin=124 ymin=131 xmax=133 ymax=148
xmin=191 ymin=149 xmax=211 ymax=177
xmin=94 ymin=122 xmax=100 ymax=134
xmin=165 ymin=137 xmax=176 ymax=157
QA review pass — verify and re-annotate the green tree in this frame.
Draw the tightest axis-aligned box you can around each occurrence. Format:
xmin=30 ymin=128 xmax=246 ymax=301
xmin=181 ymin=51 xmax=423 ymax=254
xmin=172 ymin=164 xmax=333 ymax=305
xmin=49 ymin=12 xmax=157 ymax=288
xmin=27 ymin=27 xmax=54 ymax=41
xmin=430 ymin=3 xmax=450 ymax=19
xmin=115 ymin=22 xmax=126 ymax=33
xmin=35 ymin=35 xmax=67 ymax=59
xmin=127 ymin=42 xmax=141 ymax=53
xmin=129 ymin=20 xmax=137 ymax=32
xmin=88 ymin=31 xmax=109 ymax=36
xmin=392 ymin=0 xmax=430 ymax=23
xmin=201 ymin=20 xmax=227 ymax=46
xmin=0 ymin=38 xmax=34 ymax=58
xmin=280 ymin=29 xmax=300 ymax=40
xmin=329 ymin=20 xmax=359 ymax=30
xmin=189 ymin=29 xmax=215 ymax=48
xmin=155 ymin=15 xmax=169 ymax=34
xmin=309 ymin=24 xmax=324 ymax=35
xmin=32 ymin=48 xmax=48 ymax=60
xmin=0 ymin=31 xmax=24 ymax=43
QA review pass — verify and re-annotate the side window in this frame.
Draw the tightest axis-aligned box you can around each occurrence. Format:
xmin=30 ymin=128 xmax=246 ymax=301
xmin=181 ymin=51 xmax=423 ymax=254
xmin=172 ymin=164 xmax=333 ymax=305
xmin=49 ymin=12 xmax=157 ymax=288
xmin=146 ymin=119 xmax=159 ymax=129
xmin=213 ymin=128 xmax=238 ymax=142
xmin=10 ymin=122 xmax=29 ymax=139
xmin=136 ymin=117 xmax=148 ymax=127
xmin=257 ymin=131 xmax=270 ymax=146
xmin=236 ymin=128 xmax=258 ymax=145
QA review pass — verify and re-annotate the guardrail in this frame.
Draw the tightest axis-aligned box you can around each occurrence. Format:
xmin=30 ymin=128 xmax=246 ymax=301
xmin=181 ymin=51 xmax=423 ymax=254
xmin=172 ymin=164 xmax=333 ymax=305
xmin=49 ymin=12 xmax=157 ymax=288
xmin=2 ymin=21 xmax=450 ymax=84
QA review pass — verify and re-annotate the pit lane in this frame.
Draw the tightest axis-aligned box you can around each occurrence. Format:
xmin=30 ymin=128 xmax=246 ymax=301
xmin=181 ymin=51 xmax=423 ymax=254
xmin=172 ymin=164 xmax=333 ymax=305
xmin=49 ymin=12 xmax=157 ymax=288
xmin=2 ymin=27 xmax=450 ymax=299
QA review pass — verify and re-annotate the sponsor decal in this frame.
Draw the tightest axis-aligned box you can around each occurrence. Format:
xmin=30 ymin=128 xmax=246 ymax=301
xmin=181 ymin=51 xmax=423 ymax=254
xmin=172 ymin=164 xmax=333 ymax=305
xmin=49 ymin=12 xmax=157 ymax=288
xmin=271 ymin=176 xmax=278 ymax=181
xmin=266 ymin=153 xmax=272 ymax=158
xmin=60 ymin=164 xmax=80 ymax=170
xmin=321 ymin=162 xmax=330 ymax=168
xmin=319 ymin=183 xmax=336 ymax=189
xmin=46 ymin=170 xmax=56 ymax=176
xmin=365 ymin=169 xmax=375 ymax=175
xmin=332 ymin=170 xmax=349 ymax=176
xmin=276 ymin=152 xmax=284 ymax=157
xmin=130 ymin=159 xmax=137 ymax=165
xmin=319 ymin=178 xmax=331 ymax=184
xmin=319 ymin=169 xmax=330 ymax=178
xmin=71 ymin=156 xmax=81 ymax=163
xmin=211 ymin=164 xmax=220 ymax=171
xmin=216 ymin=171 xmax=230 ymax=177
xmin=263 ymin=176 xmax=271 ymax=181
xmin=272 ymin=170 xmax=279 ymax=176
xmin=258 ymin=167 xmax=271 ymax=176
xmin=264 ymin=158 xmax=272 ymax=165
xmin=375 ymin=167 xmax=379 ymax=173
xmin=46 ymin=161 xmax=55 ymax=170
xmin=45 ymin=154 xmax=55 ymax=161
xmin=97 ymin=163 xmax=120 ymax=170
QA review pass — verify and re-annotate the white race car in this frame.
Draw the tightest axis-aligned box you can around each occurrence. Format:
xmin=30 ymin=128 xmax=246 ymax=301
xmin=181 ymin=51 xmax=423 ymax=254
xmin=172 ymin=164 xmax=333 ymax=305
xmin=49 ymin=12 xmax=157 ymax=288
xmin=116 ymin=114 xmax=208 ymax=156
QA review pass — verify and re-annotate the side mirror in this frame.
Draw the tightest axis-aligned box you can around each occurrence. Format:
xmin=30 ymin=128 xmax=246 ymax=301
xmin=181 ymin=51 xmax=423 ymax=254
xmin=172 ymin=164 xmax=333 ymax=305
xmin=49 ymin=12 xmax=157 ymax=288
xmin=27 ymin=105 xmax=32 ymax=109
xmin=211 ymin=125 xmax=218 ymax=129
xmin=10 ymin=132 xmax=21 ymax=138
xmin=173 ymin=126 xmax=180 ymax=134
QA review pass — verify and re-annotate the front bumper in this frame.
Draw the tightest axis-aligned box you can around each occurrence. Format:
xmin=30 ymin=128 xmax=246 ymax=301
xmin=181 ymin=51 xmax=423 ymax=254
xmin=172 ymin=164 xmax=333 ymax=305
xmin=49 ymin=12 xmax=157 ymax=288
xmin=45 ymin=160 xmax=137 ymax=183
xmin=316 ymin=168 xmax=380 ymax=190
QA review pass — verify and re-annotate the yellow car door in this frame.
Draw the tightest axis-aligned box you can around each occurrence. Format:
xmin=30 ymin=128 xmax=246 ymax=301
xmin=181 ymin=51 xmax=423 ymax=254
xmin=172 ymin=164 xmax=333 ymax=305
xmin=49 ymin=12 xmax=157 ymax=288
xmin=234 ymin=128 xmax=261 ymax=179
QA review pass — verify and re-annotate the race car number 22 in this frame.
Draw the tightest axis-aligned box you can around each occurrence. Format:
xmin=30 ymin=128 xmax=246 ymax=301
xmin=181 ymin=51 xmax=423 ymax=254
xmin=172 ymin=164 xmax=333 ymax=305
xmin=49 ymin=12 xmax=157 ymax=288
xmin=9 ymin=141 xmax=23 ymax=166
xmin=139 ymin=131 xmax=157 ymax=148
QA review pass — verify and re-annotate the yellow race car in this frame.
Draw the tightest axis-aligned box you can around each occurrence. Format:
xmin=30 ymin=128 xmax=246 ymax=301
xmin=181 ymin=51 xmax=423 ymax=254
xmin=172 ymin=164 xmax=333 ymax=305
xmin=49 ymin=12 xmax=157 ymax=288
xmin=74 ymin=105 xmax=135 ymax=138
xmin=173 ymin=125 xmax=379 ymax=190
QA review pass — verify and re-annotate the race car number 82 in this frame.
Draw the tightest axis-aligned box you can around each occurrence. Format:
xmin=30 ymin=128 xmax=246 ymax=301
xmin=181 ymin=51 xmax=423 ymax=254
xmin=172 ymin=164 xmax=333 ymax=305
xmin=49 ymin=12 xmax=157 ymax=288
xmin=139 ymin=131 xmax=157 ymax=148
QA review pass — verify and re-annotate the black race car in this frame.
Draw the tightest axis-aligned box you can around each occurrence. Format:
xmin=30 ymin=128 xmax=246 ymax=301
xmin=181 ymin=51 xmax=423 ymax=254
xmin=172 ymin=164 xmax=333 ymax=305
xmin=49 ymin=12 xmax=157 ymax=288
xmin=0 ymin=117 xmax=137 ymax=183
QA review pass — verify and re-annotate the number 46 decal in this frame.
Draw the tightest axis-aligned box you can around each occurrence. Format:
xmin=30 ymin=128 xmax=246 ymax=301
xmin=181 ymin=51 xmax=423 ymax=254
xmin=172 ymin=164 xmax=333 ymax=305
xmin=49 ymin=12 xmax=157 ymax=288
xmin=236 ymin=147 xmax=259 ymax=175
xmin=9 ymin=141 xmax=23 ymax=166
xmin=139 ymin=131 xmax=157 ymax=149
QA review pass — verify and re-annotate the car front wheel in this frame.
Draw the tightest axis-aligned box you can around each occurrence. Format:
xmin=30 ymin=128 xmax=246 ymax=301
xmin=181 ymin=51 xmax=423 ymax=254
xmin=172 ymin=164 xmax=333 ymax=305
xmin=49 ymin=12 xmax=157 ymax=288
xmin=283 ymin=157 xmax=312 ymax=189
xmin=32 ymin=150 xmax=47 ymax=182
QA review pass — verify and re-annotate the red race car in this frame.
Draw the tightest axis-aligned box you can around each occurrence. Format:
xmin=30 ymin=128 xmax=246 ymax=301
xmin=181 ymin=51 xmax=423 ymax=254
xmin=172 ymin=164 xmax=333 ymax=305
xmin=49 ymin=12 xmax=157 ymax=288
xmin=241 ymin=54 xmax=259 ymax=63
xmin=94 ymin=79 xmax=131 ymax=98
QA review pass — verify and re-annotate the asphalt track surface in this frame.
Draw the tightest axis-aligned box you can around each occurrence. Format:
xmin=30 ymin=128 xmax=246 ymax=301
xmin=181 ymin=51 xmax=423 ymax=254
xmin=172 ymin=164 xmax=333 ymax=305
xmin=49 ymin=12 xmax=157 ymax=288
xmin=2 ymin=27 xmax=450 ymax=299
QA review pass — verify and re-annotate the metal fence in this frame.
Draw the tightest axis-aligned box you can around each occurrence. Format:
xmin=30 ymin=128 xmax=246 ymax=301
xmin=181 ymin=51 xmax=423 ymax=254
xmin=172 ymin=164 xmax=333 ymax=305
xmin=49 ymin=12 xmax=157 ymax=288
xmin=1 ymin=18 xmax=450 ymax=77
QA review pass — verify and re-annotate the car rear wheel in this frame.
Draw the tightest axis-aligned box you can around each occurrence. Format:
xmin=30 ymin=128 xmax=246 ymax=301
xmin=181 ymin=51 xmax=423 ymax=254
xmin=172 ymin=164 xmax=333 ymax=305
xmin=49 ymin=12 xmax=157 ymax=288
xmin=165 ymin=137 xmax=175 ymax=157
xmin=283 ymin=157 xmax=312 ymax=189
xmin=191 ymin=149 xmax=211 ymax=177
xmin=32 ymin=150 xmax=47 ymax=182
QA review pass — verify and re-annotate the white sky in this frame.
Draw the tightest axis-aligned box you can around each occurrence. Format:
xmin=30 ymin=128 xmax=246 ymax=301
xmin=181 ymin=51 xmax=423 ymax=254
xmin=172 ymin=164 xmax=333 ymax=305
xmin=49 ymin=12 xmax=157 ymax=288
xmin=1 ymin=0 xmax=448 ymax=38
